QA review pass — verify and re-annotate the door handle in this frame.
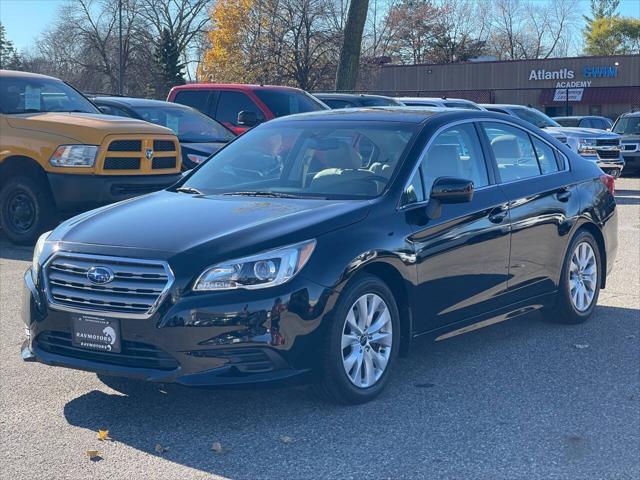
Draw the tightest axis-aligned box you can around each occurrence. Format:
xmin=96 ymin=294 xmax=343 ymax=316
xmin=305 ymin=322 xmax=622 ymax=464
xmin=488 ymin=205 xmax=508 ymax=224
xmin=556 ymin=188 xmax=572 ymax=202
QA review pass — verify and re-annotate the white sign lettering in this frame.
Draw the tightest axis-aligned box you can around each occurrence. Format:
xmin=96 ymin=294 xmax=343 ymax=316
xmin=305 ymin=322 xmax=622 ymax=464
xmin=529 ymin=69 xmax=575 ymax=81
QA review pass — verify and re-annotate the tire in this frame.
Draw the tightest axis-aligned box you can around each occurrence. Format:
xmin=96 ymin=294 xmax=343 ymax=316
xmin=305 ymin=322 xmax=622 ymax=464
xmin=552 ymin=230 xmax=602 ymax=324
xmin=312 ymin=274 xmax=400 ymax=404
xmin=0 ymin=175 xmax=58 ymax=245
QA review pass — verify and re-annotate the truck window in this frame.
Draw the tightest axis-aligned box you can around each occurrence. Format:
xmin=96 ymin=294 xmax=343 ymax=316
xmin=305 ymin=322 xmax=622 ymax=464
xmin=216 ymin=91 xmax=264 ymax=126
xmin=173 ymin=90 xmax=212 ymax=116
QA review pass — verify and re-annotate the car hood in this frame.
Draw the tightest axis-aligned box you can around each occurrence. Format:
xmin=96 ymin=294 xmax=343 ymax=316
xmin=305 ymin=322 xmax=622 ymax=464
xmin=50 ymin=190 xmax=371 ymax=262
xmin=546 ymin=126 xmax=621 ymax=139
xmin=6 ymin=112 xmax=174 ymax=144
xmin=619 ymin=133 xmax=640 ymax=141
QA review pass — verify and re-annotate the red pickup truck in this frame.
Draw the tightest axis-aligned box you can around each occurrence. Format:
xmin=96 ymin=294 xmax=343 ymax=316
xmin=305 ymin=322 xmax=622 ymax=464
xmin=167 ymin=84 xmax=327 ymax=135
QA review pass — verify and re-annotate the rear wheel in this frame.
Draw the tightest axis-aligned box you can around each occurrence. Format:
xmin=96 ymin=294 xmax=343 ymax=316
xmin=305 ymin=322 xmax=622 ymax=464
xmin=0 ymin=176 xmax=58 ymax=245
xmin=313 ymin=274 xmax=400 ymax=404
xmin=552 ymin=230 xmax=601 ymax=324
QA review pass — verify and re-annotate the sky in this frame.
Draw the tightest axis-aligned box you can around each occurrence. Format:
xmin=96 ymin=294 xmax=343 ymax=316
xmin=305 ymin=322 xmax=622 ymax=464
xmin=0 ymin=0 xmax=639 ymax=53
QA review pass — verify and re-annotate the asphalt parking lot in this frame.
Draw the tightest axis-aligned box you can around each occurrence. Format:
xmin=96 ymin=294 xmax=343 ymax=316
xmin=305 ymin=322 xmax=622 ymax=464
xmin=1 ymin=177 xmax=638 ymax=480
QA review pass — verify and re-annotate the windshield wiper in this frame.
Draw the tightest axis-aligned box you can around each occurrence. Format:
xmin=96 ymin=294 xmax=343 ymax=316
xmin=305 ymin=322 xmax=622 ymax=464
xmin=220 ymin=191 xmax=300 ymax=199
xmin=175 ymin=187 xmax=203 ymax=195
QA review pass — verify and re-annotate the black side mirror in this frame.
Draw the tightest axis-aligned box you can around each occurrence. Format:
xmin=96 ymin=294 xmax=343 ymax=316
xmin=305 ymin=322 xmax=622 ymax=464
xmin=237 ymin=110 xmax=258 ymax=127
xmin=426 ymin=177 xmax=474 ymax=220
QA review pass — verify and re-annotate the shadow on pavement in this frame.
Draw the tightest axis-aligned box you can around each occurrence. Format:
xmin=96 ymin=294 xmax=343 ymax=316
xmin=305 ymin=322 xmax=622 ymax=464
xmin=614 ymin=189 xmax=640 ymax=206
xmin=0 ymin=231 xmax=33 ymax=262
xmin=62 ymin=304 xmax=640 ymax=479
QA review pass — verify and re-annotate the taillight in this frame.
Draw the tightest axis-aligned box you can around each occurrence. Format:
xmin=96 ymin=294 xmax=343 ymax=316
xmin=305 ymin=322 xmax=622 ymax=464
xmin=599 ymin=174 xmax=615 ymax=195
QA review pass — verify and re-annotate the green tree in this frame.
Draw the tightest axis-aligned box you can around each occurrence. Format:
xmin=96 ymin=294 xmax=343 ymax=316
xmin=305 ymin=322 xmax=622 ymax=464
xmin=154 ymin=28 xmax=185 ymax=97
xmin=585 ymin=16 xmax=640 ymax=55
xmin=0 ymin=23 xmax=22 ymax=70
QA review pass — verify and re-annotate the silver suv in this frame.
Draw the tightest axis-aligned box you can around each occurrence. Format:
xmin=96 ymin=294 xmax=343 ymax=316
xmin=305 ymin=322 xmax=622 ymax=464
xmin=482 ymin=104 xmax=625 ymax=178
xmin=612 ymin=111 xmax=640 ymax=174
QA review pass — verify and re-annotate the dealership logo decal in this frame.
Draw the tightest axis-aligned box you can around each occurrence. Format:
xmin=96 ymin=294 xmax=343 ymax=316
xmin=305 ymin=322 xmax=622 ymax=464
xmin=86 ymin=266 xmax=115 ymax=284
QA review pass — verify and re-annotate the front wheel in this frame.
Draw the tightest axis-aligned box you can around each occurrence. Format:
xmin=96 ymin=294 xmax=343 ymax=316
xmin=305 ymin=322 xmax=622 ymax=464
xmin=553 ymin=230 xmax=601 ymax=324
xmin=313 ymin=274 xmax=400 ymax=404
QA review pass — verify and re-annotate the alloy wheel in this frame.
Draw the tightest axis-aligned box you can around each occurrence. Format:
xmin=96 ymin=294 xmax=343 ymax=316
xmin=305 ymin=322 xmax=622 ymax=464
xmin=569 ymin=241 xmax=598 ymax=312
xmin=341 ymin=293 xmax=393 ymax=388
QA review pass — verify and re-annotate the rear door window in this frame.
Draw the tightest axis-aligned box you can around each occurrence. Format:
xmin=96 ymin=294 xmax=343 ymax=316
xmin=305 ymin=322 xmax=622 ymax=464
xmin=216 ymin=91 xmax=264 ymax=127
xmin=531 ymin=137 xmax=560 ymax=174
xmin=482 ymin=122 xmax=541 ymax=182
xmin=173 ymin=90 xmax=213 ymax=116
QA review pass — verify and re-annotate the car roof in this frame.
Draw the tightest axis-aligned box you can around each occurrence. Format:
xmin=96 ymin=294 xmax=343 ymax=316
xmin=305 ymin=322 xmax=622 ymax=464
xmin=620 ymin=111 xmax=640 ymax=118
xmin=169 ymin=83 xmax=304 ymax=93
xmin=0 ymin=69 xmax=60 ymax=81
xmin=554 ymin=116 xmax=605 ymax=120
xmin=267 ymin=106 xmax=504 ymax=125
xmin=397 ymin=97 xmax=475 ymax=103
xmin=91 ymin=96 xmax=185 ymax=108
xmin=314 ymin=93 xmax=396 ymax=100
xmin=480 ymin=104 xmax=528 ymax=110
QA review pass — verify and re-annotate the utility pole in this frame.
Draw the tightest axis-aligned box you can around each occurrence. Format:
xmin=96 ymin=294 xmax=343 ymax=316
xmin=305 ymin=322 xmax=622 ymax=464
xmin=118 ymin=0 xmax=123 ymax=95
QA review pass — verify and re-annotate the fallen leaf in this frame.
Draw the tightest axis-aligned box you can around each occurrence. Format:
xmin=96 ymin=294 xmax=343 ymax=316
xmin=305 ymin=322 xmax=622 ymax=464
xmin=86 ymin=450 xmax=102 ymax=460
xmin=280 ymin=435 xmax=294 ymax=444
xmin=154 ymin=443 xmax=169 ymax=454
xmin=574 ymin=344 xmax=589 ymax=349
xmin=97 ymin=429 xmax=111 ymax=441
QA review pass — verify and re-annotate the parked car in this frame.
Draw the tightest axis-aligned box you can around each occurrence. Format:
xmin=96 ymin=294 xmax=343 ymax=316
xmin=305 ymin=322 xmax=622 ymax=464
xmin=612 ymin=111 xmax=640 ymax=173
xmin=314 ymin=93 xmax=403 ymax=109
xmin=23 ymin=107 xmax=617 ymax=404
xmin=482 ymin=104 xmax=625 ymax=178
xmin=396 ymin=97 xmax=486 ymax=110
xmin=167 ymin=83 xmax=328 ymax=135
xmin=89 ymin=96 xmax=235 ymax=170
xmin=0 ymin=70 xmax=182 ymax=244
xmin=553 ymin=116 xmax=613 ymax=130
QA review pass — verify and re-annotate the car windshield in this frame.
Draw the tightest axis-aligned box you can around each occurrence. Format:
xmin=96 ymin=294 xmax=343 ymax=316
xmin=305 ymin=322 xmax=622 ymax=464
xmin=555 ymin=118 xmax=580 ymax=127
xmin=254 ymin=89 xmax=326 ymax=117
xmin=180 ymin=121 xmax=418 ymax=199
xmin=613 ymin=116 xmax=640 ymax=135
xmin=0 ymin=76 xmax=99 ymax=114
xmin=131 ymin=105 xmax=234 ymax=142
xmin=360 ymin=97 xmax=401 ymax=107
xmin=511 ymin=108 xmax=560 ymax=128
xmin=443 ymin=101 xmax=480 ymax=110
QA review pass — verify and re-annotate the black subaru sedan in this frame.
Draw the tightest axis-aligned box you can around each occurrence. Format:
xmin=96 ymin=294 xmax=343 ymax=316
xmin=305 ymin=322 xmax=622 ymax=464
xmin=22 ymin=108 xmax=618 ymax=404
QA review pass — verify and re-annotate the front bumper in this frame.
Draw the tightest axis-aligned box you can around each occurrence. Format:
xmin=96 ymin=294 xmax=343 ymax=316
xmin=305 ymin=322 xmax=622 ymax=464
xmin=22 ymin=269 xmax=335 ymax=387
xmin=621 ymin=151 xmax=640 ymax=171
xmin=47 ymin=173 xmax=182 ymax=213
xmin=582 ymin=154 xmax=625 ymax=177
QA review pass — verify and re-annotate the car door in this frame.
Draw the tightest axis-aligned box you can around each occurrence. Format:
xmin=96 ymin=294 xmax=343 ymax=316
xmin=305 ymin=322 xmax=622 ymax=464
xmin=403 ymin=121 xmax=512 ymax=332
xmin=480 ymin=121 xmax=578 ymax=302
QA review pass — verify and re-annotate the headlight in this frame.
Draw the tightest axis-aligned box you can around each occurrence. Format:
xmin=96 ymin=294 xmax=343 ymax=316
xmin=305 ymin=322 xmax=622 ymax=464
xmin=186 ymin=153 xmax=209 ymax=165
xmin=577 ymin=139 xmax=597 ymax=155
xmin=193 ymin=240 xmax=316 ymax=291
xmin=50 ymin=145 xmax=98 ymax=167
xmin=31 ymin=230 xmax=52 ymax=282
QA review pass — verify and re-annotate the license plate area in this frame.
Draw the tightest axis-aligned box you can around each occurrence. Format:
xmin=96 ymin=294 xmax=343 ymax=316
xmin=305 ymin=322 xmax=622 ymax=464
xmin=72 ymin=315 xmax=121 ymax=353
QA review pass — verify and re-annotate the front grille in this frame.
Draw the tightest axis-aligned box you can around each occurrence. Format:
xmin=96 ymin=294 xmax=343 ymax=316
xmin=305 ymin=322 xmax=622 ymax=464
xmin=37 ymin=331 xmax=178 ymax=370
xmin=104 ymin=157 xmax=141 ymax=170
xmin=596 ymin=138 xmax=620 ymax=147
xmin=188 ymin=347 xmax=276 ymax=374
xmin=45 ymin=253 xmax=172 ymax=317
xmin=622 ymin=143 xmax=638 ymax=152
xmin=152 ymin=157 xmax=177 ymax=169
xmin=153 ymin=140 xmax=176 ymax=152
xmin=108 ymin=140 xmax=142 ymax=152
xmin=597 ymin=149 xmax=620 ymax=159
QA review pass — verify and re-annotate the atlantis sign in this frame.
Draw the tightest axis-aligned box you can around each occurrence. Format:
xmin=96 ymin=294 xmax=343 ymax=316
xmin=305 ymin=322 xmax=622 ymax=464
xmin=529 ymin=65 xmax=618 ymax=88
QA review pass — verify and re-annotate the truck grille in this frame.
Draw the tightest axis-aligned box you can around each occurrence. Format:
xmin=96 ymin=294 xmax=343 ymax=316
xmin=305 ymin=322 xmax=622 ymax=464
xmin=44 ymin=253 xmax=173 ymax=318
xmin=152 ymin=157 xmax=177 ymax=169
xmin=622 ymin=143 xmax=638 ymax=152
xmin=108 ymin=140 xmax=142 ymax=152
xmin=154 ymin=140 xmax=176 ymax=151
xmin=37 ymin=331 xmax=179 ymax=370
xmin=596 ymin=139 xmax=620 ymax=147
xmin=597 ymin=150 xmax=620 ymax=159
xmin=104 ymin=157 xmax=141 ymax=170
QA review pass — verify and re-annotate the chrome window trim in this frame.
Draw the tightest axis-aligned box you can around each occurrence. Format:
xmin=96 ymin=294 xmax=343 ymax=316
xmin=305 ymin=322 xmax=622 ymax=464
xmin=42 ymin=252 xmax=175 ymax=320
xmin=398 ymin=116 xmax=570 ymax=210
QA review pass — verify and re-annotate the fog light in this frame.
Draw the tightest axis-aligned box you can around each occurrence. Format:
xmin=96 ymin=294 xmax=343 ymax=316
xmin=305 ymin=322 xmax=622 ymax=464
xmin=254 ymin=260 xmax=277 ymax=281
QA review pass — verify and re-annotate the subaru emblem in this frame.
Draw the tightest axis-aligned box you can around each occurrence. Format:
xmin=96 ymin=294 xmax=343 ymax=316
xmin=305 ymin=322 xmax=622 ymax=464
xmin=145 ymin=148 xmax=153 ymax=160
xmin=86 ymin=266 xmax=115 ymax=284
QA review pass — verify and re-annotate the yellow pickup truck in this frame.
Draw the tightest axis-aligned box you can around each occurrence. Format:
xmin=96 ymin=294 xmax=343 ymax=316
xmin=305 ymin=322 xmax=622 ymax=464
xmin=0 ymin=70 xmax=182 ymax=244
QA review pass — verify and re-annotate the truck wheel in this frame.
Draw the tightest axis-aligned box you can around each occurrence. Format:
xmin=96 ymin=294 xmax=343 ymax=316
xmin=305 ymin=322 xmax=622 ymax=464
xmin=0 ymin=176 xmax=58 ymax=245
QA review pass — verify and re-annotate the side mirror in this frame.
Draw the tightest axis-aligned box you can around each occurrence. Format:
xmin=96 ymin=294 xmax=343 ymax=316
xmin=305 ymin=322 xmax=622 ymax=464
xmin=425 ymin=177 xmax=474 ymax=220
xmin=237 ymin=110 xmax=258 ymax=127
xmin=98 ymin=105 xmax=112 ymax=115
